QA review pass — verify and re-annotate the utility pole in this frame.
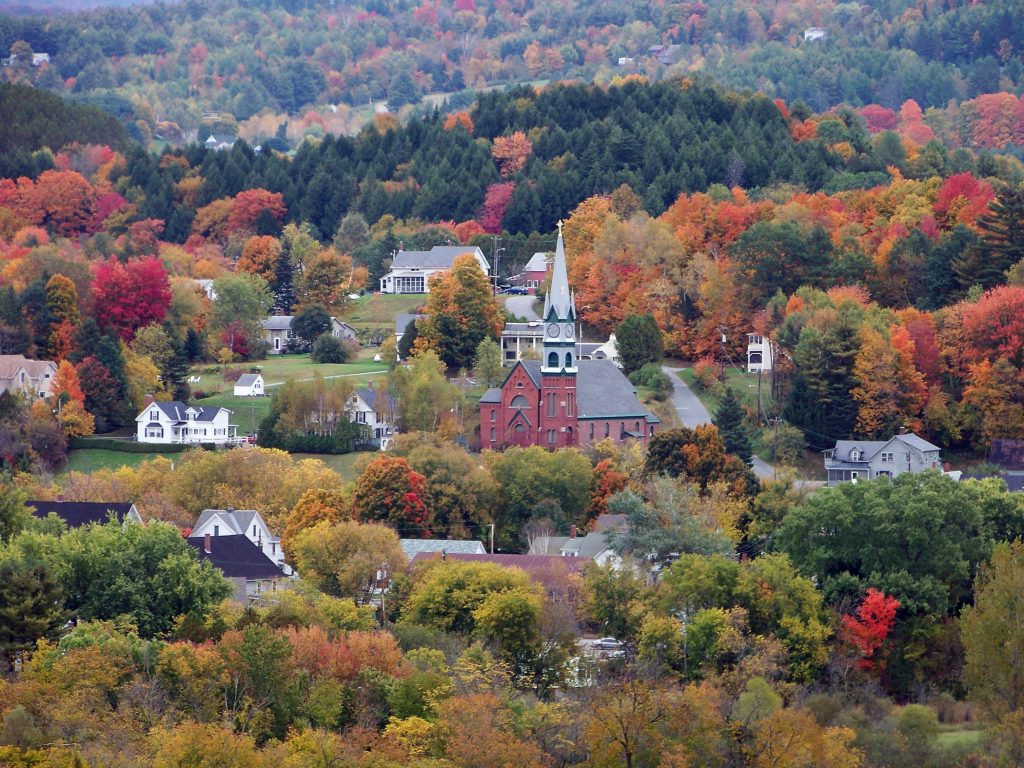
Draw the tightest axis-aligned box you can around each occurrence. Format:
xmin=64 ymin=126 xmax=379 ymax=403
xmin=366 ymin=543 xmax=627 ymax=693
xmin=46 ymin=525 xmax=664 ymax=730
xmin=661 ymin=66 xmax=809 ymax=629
xmin=491 ymin=235 xmax=501 ymax=294
xmin=756 ymin=369 xmax=762 ymax=427
xmin=489 ymin=523 xmax=495 ymax=554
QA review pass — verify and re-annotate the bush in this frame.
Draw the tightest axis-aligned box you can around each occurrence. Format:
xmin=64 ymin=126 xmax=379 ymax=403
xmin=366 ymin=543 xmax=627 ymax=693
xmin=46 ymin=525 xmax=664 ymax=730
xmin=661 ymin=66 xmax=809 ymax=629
xmin=628 ymin=362 xmax=672 ymax=401
xmin=692 ymin=356 xmax=723 ymax=390
xmin=222 ymin=366 xmax=244 ymax=383
xmin=311 ymin=333 xmax=349 ymax=363
xmin=763 ymin=422 xmax=805 ymax=465
xmin=69 ymin=437 xmax=190 ymax=453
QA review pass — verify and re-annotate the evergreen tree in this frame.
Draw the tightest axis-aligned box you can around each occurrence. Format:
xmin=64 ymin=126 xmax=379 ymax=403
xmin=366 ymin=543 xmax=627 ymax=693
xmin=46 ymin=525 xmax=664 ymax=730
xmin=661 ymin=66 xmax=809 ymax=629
xmin=184 ymin=327 xmax=204 ymax=362
xmin=713 ymin=387 xmax=753 ymax=465
xmin=615 ymin=314 xmax=664 ymax=375
xmin=957 ymin=184 xmax=1024 ymax=289
xmin=273 ymin=250 xmax=296 ymax=315
xmin=397 ymin=318 xmax=419 ymax=360
xmin=161 ymin=322 xmax=191 ymax=401
xmin=0 ymin=560 xmax=66 ymax=672
xmin=291 ymin=304 xmax=332 ymax=352
xmin=0 ymin=287 xmax=29 ymax=356
xmin=69 ymin=317 xmax=102 ymax=364
xmin=19 ymin=276 xmax=52 ymax=356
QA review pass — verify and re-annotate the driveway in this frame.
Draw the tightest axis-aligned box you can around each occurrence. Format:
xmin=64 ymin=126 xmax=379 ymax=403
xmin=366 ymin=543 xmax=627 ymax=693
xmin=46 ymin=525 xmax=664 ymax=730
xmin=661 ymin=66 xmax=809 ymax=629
xmin=662 ymin=366 xmax=777 ymax=481
xmin=505 ymin=294 xmax=541 ymax=321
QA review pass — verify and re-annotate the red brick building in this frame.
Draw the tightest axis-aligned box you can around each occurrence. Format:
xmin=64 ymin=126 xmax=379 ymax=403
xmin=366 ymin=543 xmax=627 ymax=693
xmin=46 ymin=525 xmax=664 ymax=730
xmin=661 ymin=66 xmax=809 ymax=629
xmin=480 ymin=227 xmax=659 ymax=450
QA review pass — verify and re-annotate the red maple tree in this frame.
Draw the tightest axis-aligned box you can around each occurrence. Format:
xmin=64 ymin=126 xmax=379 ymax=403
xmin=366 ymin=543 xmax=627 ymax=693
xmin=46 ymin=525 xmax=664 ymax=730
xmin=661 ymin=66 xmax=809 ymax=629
xmin=841 ymin=588 xmax=900 ymax=669
xmin=92 ymin=256 xmax=173 ymax=340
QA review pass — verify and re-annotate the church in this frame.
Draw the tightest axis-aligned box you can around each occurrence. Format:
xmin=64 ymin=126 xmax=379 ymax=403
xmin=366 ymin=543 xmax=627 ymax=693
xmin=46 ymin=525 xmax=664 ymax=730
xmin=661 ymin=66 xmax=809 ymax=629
xmin=480 ymin=226 xmax=659 ymax=450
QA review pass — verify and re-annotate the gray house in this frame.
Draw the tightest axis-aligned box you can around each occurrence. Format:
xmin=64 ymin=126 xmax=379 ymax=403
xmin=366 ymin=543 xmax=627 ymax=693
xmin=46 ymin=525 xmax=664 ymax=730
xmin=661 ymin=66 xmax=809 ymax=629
xmin=823 ymin=433 xmax=942 ymax=486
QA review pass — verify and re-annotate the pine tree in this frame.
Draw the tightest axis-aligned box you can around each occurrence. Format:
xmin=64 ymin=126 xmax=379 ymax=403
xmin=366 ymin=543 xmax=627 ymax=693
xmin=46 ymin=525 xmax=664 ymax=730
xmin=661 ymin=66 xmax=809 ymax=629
xmin=0 ymin=286 xmax=30 ymax=356
xmin=398 ymin=318 xmax=419 ymax=360
xmin=69 ymin=317 xmax=102 ymax=364
xmin=184 ymin=327 xmax=204 ymax=362
xmin=273 ymin=250 xmax=296 ymax=315
xmin=0 ymin=560 xmax=66 ymax=671
xmin=958 ymin=183 xmax=1024 ymax=289
xmin=713 ymin=387 xmax=753 ymax=465
xmin=162 ymin=322 xmax=191 ymax=401
xmin=616 ymin=314 xmax=664 ymax=375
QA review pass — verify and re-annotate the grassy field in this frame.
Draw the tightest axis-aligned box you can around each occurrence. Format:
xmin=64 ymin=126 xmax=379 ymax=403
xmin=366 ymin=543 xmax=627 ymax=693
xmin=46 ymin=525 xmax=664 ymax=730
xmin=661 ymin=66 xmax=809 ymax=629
xmin=189 ymin=353 xmax=389 ymax=393
xmin=60 ymin=448 xmax=182 ymax=475
xmin=342 ymin=294 xmax=425 ymax=329
xmin=675 ymin=365 xmax=774 ymax=416
xmin=935 ymin=729 xmax=983 ymax=749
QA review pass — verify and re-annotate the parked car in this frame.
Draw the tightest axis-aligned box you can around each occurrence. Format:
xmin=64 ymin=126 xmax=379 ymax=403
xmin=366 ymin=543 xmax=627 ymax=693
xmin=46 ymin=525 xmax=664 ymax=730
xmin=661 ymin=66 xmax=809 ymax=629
xmin=594 ymin=637 xmax=622 ymax=650
xmin=506 ymin=286 xmax=529 ymax=295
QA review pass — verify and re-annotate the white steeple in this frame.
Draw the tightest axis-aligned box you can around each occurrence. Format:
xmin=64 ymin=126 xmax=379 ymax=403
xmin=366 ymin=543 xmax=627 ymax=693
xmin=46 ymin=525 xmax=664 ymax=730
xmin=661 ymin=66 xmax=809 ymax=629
xmin=541 ymin=222 xmax=578 ymax=374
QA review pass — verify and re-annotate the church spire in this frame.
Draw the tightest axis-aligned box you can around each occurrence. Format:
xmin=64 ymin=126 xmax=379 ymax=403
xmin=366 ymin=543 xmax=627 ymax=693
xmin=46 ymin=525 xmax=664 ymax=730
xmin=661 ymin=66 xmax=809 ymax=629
xmin=545 ymin=221 xmax=575 ymax=321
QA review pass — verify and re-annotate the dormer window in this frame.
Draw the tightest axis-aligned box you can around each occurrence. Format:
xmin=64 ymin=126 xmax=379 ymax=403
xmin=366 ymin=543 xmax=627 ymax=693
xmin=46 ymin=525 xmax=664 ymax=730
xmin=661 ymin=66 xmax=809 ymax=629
xmin=850 ymin=449 xmax=860 ymax=461
xmin=150 ymin=409 xmax=158 ymax=421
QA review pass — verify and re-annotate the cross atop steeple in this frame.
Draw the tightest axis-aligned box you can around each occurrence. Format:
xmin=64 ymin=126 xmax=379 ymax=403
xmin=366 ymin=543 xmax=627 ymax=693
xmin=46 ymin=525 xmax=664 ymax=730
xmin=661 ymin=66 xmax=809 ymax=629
xmin=556 ymin=219 xmax=564 ymax=236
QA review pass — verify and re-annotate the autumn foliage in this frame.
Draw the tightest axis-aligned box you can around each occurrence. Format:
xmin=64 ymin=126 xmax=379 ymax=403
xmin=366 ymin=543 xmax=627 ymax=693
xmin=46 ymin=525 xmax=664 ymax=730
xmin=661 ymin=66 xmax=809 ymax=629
xmin=841 ymin=589 xmax=900 ymax=669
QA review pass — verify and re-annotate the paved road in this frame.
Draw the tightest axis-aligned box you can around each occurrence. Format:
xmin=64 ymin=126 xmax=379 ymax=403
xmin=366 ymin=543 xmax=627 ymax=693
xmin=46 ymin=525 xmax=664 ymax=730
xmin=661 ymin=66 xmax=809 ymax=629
xmin=505 ymin=294 xmax=541 ymax=321
xmin=662 ymin=366 xmax=777 ymax=481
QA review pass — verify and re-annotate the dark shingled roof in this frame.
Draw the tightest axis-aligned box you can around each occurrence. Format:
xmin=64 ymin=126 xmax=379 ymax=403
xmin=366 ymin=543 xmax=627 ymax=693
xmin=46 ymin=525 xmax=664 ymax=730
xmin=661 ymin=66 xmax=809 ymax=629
xmin=186 ymin=535 xmax=283 ymax=579
xmin=356 ymin=387 xmax=395 ymax=412
xmin=149 ymin=401 xmax=229 ymax=422
xmin=480 ymin=387 xmax=502 ymax=404
xmin=27 ymin=500 xmax=137 ymax=528
xmin=391 ymin=246 xmax=488 ymax=270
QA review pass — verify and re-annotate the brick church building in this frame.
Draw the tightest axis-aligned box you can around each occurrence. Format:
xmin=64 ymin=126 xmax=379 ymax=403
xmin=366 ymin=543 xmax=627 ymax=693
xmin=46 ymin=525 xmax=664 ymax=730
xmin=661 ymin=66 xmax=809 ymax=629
xmin=480 ymin=226 xmax=659 ymax=450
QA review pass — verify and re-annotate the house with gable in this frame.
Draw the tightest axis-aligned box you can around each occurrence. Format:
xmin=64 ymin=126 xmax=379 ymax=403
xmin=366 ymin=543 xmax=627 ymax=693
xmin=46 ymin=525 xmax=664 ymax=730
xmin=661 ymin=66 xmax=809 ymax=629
xmin=136 ymin=397 xmax=236 ymax=445
xmin=261 ymin=315 xmax=357 ymax=354
xmin=0 ymin=355 xmax=57 ymax=400
xmin=347 ymin=387 xmax=397 ymax=447
xmin=480 ymin=225 xmax=658 ymax=450
xmin=400 ymin=538 xmax=487 ymax=559
xmin=379 ymin=245 xmax=490 ymax=294
xmin=190 ymin=506 xmax=285 ymax=568
xmin=521 ymin=251 xmax=551 ymax=293
xmin=233 ymin=373 xmax=264 ymax=397
xmin=823 ymin=432 xmax=942 ymax=486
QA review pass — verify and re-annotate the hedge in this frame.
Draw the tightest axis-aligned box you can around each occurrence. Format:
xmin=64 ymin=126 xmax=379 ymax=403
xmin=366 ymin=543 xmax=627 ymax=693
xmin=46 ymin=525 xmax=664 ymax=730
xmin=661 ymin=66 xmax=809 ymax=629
xmin=68 ymin=438 xmax=218 ymax=453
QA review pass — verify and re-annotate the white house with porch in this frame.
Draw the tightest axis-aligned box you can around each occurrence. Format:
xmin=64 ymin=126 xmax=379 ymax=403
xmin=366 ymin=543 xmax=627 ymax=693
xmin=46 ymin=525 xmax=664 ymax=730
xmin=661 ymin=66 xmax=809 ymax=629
xmin=136 ymin=398 xmax=237 ymax=445
xmin=190 ymin=507 xmax=286 ymax=568
xmin=379 ymin=246 xmax=490 ymax=293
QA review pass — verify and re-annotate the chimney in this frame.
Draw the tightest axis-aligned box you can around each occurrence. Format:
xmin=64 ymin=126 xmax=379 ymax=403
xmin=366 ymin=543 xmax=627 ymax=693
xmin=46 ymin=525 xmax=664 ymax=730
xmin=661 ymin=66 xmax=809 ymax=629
xmin=204 ymin=532 xmax=211 ymax=554
xmin=226 ymin=505 xmax=235 ymax=513
xmin=570 ymin=525 xmax=577 ymax=539
xmin=143 ymin=394 xmax=155 ymax=408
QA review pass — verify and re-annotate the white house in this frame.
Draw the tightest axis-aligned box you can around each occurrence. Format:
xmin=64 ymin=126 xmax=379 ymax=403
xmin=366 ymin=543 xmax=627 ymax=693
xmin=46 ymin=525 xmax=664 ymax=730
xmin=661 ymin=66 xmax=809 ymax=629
xmin=190 ymin=507 xmax=286 ymax=569
xmin=529 ymin=525 xmax=622 ymax=569
xmin=194 ymin=279 xmax=217 ymax=300
xmin=746 ymin=333 xmax=775 ymax=372
xmin=261 ymin=315 xmax=358 ymax=354
xmin=379 ymin=246 xmax=490 ymax=294
xmin=0 ymin=355 xmax=57 ymax=400
xmin=348 ymin=387 xmax=398 ymax=448
xmin=136 ymin=398 xmax=237 ymax=445
xmin=803 ymin=27 xmax=828 ymax=41
xmin=187 ymin=533 xmax=288 ymax=605
xmin=234 ymin=373 xmax=264 ymax=396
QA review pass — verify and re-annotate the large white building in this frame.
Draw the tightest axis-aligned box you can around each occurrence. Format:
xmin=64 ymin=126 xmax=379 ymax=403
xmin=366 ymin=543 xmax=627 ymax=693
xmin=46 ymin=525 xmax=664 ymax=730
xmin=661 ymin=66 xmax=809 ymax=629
xmin=379 ymin=246 xmax=490 ymax=293
xmin=136 ymin=398 xmax=237 ymax=445
xmin=190 ymin=507 xmax=285 ymax=568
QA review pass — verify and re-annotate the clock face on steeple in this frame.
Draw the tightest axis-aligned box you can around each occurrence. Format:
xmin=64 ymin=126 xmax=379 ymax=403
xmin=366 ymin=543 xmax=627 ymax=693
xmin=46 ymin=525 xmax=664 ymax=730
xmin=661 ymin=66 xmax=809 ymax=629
xmin=563 ymin=323 xmax=575 ymax=338
xmin=546 ymin=323 xmax=560 ymax=338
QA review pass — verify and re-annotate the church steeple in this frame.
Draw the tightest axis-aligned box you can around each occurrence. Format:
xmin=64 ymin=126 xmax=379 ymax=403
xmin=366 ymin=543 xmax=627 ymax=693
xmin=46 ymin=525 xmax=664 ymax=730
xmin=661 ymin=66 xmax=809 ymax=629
xmin=544 ymin=221 xmax=576 ymax=322
xmin=541 ymin=222 xmax=577 ymax=374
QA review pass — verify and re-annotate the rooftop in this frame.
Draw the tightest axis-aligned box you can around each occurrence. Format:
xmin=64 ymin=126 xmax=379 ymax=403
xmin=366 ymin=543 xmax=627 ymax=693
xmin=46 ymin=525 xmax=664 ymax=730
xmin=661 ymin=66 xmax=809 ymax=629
xmin=391 ymin=245 xmax=489 ymax=271
xmin=27 ymin=500 xmax=138 ymax=528
xmin=186 ymin=534 xmax=283 ymax=579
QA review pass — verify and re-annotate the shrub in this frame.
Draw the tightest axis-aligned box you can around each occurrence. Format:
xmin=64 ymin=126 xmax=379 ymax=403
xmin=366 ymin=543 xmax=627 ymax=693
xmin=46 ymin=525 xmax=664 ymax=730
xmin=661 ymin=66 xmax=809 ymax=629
xmin=693 ymin=356 xmax=723 ymax=390
xmin=628 ymin=362 xmax=672 ymax=401
xmin=763 ymin=422 xmax=805 ymax=465
xmin=311 ymin=333 xmax=349 ymax=363
xmin=222 ymin=366 xmax=244 ymax=383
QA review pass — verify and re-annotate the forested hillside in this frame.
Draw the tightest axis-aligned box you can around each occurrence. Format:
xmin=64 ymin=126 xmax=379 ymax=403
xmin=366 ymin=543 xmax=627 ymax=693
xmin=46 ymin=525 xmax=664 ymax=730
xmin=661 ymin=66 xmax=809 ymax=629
xmin=1 ymin=0 xmax=1023 ymax=145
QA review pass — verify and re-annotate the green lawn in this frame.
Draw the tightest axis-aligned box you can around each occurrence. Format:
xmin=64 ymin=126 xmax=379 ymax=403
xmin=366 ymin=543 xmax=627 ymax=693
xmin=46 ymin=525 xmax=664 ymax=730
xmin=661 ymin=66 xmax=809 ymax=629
xmin=935 ymin=729 xmax=983 ymax=749
xmin=342 ymin=294 xmax=425 ymax=329
xmin=61 ymin=448 xmax=181 ymax=475
xmin=675 ymin=366 xmax=773 ymax=416
xmin=189 ymin=353 xmax=389 ymax=393
xmin=196 ymin=392 xmax=272 ymax=436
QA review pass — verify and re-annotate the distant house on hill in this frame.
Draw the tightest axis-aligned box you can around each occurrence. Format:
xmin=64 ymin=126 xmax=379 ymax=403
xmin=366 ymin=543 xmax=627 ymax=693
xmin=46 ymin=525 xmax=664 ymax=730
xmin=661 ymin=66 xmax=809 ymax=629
xmin=26 ymin=500 xmax=143 ymax=528
xmin=260 ymin=315 xmax=357 ymax=354
xmin=186 ymin=533 xmax=286 ymax=604
xmin=803 ymin=27 xmax=828 ymax=41
xmin=521 ymin=252 xmax=551 ymax=293
xmin=233 ymin=373 xmax=264 ymax=397
xmin=0 ymin=355 xmax=57 ymax=400
xmin=823 ymin=433 xmax=942 ymax=486
xmin=204 ymin=134 xmax=236 ymax=151
xmin=379 ymin=246 xmax=489 ymax=294
xmin=648 ymin=44 xmax=682 ymax=65
xmin=529 ymin=526 xmax=621 ymax=568
xmin=746 ymin=333 xmax=774 ymax=372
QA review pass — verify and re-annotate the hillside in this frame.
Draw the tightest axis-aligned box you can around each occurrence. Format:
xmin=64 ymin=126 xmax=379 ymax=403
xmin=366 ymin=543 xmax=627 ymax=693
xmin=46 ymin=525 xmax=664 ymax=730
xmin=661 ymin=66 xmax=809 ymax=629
xmin=0 ymin=0 xmax=1023 ymax=144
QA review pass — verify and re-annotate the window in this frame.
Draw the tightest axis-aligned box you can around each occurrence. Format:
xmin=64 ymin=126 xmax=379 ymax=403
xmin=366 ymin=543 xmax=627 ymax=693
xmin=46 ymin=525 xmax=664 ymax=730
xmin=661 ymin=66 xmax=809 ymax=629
xmin=749 ymin=351 xmax=762 ymax=364
xmin=490 ymin=409 xmax=496 ymax=421
xmin=604 ymin=423 xmax=610 ymax=438
xmin=490 ymin=427 xmax=496 ymax=441
xmin=547 ymin=352 xmax=559 ymax=368
xmin=214 ymin=525 xmax=220 ymax=536
xmin=547 ymin=429 xmax=556 ymax=444
xmin=546 ymin=393 xmax=556 ymax=417
xmin=565 ymin=352 xmax=573 ymax=368
xmin=850 ymin=450 xmax=860 ymax=461
xmin=589 ymin=423 xmax=595 ymax=440
xmin=566 ymin=392 xmax=574 ymax=416
xmin=150 ymin=409 xmax=158 ymax=420
xmin=271 ymin=543 xmax=276 ymax=554
xmin=356 ymin=411 xmax=367 ymax=423
xmin=881 ymin=452 xmax=893 ymax=462
xmin=274 ymin=337 xmax=281 ymax=350
xmin=635 ymin=421 xmax=641 ymax=433
xmin=145 ymin=427 xmax=163 ymax=439
xmin=253 ymin=525 xmax=257 ymax=536
xmin=850 ymin=471 xmax=859 ymax=480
